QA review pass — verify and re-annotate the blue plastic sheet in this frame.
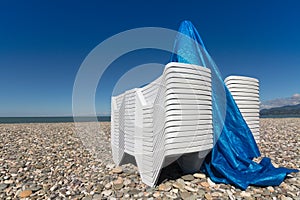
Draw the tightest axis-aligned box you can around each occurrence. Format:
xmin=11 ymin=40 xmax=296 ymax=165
xmin=171 ymin=20 xmax=298 ymax=190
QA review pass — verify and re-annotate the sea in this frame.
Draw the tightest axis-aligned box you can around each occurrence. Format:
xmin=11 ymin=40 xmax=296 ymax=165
xmin=1 ymin=115 xmax=299 ymax=124
xmin=0 ymin=116 xmax=111 ymax=124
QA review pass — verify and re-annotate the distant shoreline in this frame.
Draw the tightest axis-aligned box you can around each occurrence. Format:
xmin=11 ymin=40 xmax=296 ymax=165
xmin=1 ymin=115 xmax=300 ymax=124
xmin=260 ymin=115 xmax=300 ymax=118
xmin=0 ymin=116 xmax=111 ymax=124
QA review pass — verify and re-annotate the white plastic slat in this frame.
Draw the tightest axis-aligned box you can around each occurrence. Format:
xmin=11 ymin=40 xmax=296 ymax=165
xmin=225 ymin=75 xmax=260 ymax=144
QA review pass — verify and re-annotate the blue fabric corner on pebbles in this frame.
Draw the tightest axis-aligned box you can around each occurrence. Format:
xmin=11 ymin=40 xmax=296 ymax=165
xmin=170 ymin=20 xmax=299 ymax=190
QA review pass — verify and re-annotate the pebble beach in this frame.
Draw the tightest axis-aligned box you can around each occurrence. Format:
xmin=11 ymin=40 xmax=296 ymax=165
xmin=0 ymin=118 xmax=299 ymax=200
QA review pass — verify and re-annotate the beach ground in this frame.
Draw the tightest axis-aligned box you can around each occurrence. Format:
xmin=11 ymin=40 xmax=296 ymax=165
xmin=0 ymin=119 xmax=299 ymax=199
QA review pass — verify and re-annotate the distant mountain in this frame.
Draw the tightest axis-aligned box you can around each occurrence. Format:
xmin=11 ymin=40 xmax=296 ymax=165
xmin=260 ymin=103 xmax=300 ymax=116
xmin=260 ymin=93 xmax=300 ymax=110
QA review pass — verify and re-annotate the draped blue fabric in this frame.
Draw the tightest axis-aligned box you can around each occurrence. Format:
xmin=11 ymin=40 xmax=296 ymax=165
xmin=170 ymin=20 xmax=298 ymax=190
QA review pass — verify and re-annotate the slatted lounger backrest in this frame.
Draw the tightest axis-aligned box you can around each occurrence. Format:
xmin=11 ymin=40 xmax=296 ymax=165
xmin=111 ymin=62 xmax=213 ymax=186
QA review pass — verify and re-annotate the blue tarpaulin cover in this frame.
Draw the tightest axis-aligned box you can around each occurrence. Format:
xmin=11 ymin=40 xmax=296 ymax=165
xmin=170 ymin=20 xmax=299 ymax=190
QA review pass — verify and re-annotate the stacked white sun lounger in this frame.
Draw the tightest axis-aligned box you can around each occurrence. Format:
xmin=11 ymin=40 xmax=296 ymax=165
xmin=225 ymin=76 xmax=260 ymax=142
xmin=111 ymin=62 xmax=213 ymax=186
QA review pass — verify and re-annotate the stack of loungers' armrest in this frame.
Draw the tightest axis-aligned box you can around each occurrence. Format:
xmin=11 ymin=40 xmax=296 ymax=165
xmin=111 ymin=62 xmax=213 ymax=186
xmin=225 ymin=76 xmax=260 ymax=142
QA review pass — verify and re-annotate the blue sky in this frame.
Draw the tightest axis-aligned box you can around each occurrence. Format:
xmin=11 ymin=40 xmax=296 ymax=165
xmin=1 ymin=0 xmax=300 ymax=116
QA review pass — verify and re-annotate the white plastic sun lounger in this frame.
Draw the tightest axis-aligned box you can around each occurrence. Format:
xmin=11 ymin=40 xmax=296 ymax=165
xmin=111 ymin=62 xmax=213 ymax=186
xmin=225 ymin=76 xmax=260 ymax=143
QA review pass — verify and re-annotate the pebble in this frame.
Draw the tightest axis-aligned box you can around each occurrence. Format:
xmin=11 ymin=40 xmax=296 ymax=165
xmin=19 ymin=190 xmax=32 ymax=198
xmin=172 ymin=188 xmax=179 ymax=193
xmin=123 ymin=179 xmax=131 ymax=186
xmin=113 ymin=177 xmax=124 ymax=190
xmin=200 ymin=181 xmax=210 ymax=188
xmin=101 ymin=189 xmax=112 ymax=196
xmin=50 ymin=184 xmax=58 ymax=191
xmin=180 ymin=191 xmax=193 ymax=199
xmin=193 ymin=173 xmax=206 ymax=179
xmin=128 ymin=188 xmax=139 ymax=195
xmin=112 ymin=166 xmax=123 ymax=174
xmin=281 ymin=196 xmax=293 ymax=200
xmin=4 ymin=180 xmax=13 ymax=184
xmin=267 ymin=186 xmax=275 ymax=193
xmin=0 ymin=184 xmax=8 ymax=191
xmin=205 ymin=193 xmax=213 ymax=200
xmin=182 ymin=174 xmax=195 ymax=181
xmin=158 ymin=183 xmax=171 ymax=191
xmin=29 ymin=185 xmax=42 ymax=192
xmin=240 ymin=191 xmax=251 ymax=197
xmin=184 ymin=185 xmax=197 ymax=192
xmin=173 ymin=182 xmax=185 ymax=190
xmin=106 ymin=164 xmax=115 ymax=169
xmin=211 ymin=192 xmax=221 ymax=197
xmin=197 ymin=189 xmax=205 ymax=196
xmin=166 ymin=193 xmax=178 ymax=199
xmin=153 ymin=191 xmax=160 ymax=198
xmin=207 ymin=177 xmax=216 ymax=187
xmin=104 ymin=182 xmax=112 ymax=189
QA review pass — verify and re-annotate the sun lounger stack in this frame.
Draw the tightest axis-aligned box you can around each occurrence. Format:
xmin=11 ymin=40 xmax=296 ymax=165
xmin=224 ymin=76 xmax=260 ymax=142
xmin=111 ymin=62 xmax=213 ymax=186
